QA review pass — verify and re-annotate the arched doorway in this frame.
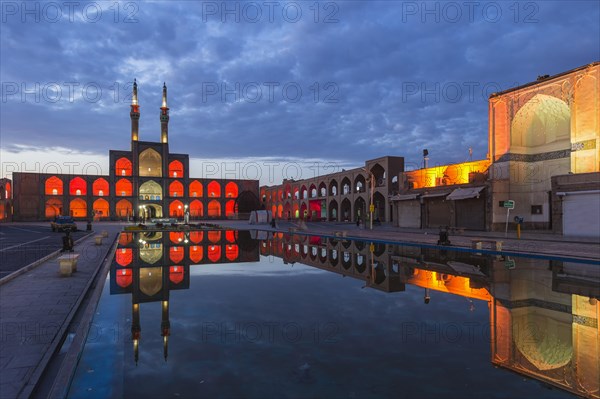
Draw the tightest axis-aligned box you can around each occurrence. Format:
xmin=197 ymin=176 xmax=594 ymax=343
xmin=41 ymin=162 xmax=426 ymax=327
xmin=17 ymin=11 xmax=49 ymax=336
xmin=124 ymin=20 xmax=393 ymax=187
xmin=354 ymin=174 xmax=366 ymax=194
xmin=235 ymin=191 xmax=260 ymax=214
xmin=116 ymin=179 xmax=133 ymax=197
xmin=373 ymin=192 xmax=386 ymax=222
xmin=139 ymin=180 xmax=162 ymax=200
xmin=169 ymin=200 xmax=184 ymax=218
xmin=207 ymin=200 xmax=221 ymax=217
xmin=341 ymin=198 xmax=351 ymax=221
xmin=45 ymin=199 xmax=62 ymax=218
xmin=115 ymin=199 xmax=132 ymax=219
xmin=225 ymin=200 xmax=235 ymax=217
xmin=341 ymin=177 xmax=351 ymax=195
xmin=189 ymin=180 xmax=203 ymax=197
xmin=208 ymin=181 xmax=221 ymax=198
xmin=354 ymin=197 xmax=366 ymax=222
xmin=92 ymin=178 xmax=109 ymax=196
xmin=69 ymin=177 xmax=87 ymax=196
xmin=139 ymin=148 xmax=162 ymax=177
xmin=189 ymin=200 xmax=203 ymax=218
xmin=93 ymin=198 xmax=109 ymax=219
xmin=168 ymin=160 xmax=184 ymax=178
xmin=169 ymin=181 xmax=184 ymax=197
xmin=70 ymin=198 xmax=87 ymax=218
xmin=115 ymin=157 xmax=132 ymax=176
xmin=225 ymin=182 xmax=238 ymax=198
xmin=329 ymin=200 xmax=338 ymax=221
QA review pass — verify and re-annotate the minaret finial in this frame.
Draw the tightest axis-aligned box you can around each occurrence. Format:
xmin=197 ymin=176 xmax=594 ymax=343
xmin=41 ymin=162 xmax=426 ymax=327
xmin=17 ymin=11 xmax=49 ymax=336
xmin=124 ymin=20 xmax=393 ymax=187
xmin=162 ymin=82 xmax=167 ymax=108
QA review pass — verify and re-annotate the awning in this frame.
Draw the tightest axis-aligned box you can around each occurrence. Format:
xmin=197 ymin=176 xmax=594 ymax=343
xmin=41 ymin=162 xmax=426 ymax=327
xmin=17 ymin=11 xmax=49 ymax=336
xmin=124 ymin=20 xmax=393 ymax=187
xmin=421 ymin=191 xmax=452 ymax=199
xmin=390 ymin=193 xmax=419 ymax=201
xmin=447 ymin=186 xmax=485 ymax=201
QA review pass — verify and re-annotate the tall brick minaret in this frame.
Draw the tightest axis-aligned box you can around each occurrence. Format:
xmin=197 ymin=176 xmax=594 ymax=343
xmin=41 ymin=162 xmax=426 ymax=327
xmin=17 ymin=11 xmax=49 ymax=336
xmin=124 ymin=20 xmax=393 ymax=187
xmin=160 ymin=82 xmax=169 ymax=144
xmin=130 ymin=79 xmax=140 ymax=143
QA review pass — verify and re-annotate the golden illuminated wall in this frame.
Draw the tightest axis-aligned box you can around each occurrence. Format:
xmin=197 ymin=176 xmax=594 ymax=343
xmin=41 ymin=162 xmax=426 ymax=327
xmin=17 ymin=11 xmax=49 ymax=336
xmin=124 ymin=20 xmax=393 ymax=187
xmin=489 ymin=63 xmax=599 ymax=172
xmin=488 ymin=63 xmax=599 ymax=228
xmin=401 ymin=159 xmax=490 ymax=189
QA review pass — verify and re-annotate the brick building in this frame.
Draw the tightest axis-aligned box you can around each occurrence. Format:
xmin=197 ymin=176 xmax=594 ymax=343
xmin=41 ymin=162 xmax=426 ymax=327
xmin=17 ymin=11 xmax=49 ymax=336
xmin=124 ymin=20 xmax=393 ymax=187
xmin=10 ymin=81 xmax=261 ymax=222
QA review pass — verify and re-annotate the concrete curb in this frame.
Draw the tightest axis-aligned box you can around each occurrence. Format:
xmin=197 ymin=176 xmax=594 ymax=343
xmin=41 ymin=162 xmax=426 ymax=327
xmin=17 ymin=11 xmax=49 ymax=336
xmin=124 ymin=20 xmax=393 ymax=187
xmin=48 ymin=233 xmax=120 ymax=399
xmin=16 ymin=232 xmax=118 ymax=399
xmin=0 ymin=232 xmax=94 ymax=286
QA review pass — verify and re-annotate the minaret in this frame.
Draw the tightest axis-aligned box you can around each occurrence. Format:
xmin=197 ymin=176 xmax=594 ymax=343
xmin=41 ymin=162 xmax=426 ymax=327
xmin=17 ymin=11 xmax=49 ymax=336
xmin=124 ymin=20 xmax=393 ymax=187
xmin=130 ymin=79 xmax=140 ymax=142
xmin=161 ymin=300 xmax=170 ymax=361
xmin=160 ymin=82 xmax=169 ymax=144
xmin=131 ymin=303 xmax=141 ymax=365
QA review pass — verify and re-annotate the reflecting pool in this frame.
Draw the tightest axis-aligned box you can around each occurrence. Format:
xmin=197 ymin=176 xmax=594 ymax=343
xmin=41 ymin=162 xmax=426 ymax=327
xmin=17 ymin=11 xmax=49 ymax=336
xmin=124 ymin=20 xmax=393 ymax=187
xmin=67 ymin=230 xmax=600 ymax=398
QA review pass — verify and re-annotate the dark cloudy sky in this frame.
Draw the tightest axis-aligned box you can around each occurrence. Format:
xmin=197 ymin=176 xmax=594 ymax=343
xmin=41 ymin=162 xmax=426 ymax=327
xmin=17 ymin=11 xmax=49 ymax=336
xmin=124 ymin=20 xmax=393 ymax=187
xmin=1 ymin=1 xmax=598 ymax=184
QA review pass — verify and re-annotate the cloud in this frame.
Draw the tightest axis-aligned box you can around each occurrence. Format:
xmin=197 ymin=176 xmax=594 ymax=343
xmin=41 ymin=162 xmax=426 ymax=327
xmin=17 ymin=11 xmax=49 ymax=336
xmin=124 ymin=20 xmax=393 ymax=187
xmin=1 ymin=1 xmax=598 ymax=181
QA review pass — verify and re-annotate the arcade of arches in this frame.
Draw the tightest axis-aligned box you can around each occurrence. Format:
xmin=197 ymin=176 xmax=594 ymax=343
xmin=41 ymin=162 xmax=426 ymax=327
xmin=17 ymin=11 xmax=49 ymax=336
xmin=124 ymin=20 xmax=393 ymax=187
xmin=261 ymin=158 xmax=401 ymax=223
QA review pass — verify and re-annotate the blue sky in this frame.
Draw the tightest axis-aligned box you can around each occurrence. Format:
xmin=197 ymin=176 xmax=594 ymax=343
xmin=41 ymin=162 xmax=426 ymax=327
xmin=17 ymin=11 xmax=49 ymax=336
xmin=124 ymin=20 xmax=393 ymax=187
xmin=1 ymin=1 xmax=598 ymax=185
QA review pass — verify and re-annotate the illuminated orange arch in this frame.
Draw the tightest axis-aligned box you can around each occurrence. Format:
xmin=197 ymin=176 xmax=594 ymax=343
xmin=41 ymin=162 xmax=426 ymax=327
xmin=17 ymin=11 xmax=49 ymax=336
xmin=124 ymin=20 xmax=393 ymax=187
xmin=190 ymin=200 xmax=203 ymax=217
xmin=278 ymin=204 xmax=283 ymax=218
xmin=225 ymin=244 xmax=239 ymax=261
xmin=189 ymin=180 xmax=203 ymax=197
xmin=70 ymin=198 xmax=87 ymax=217
xmin=169 ymin=266 xmax=184 ymax=284
xmin=226 ymin=230 xmax=236 ymax=243
xmin=189 ymin=231 xmax=203 ymax=244
xmin=116 ymin=179 xmax=132 ymax=196
xmin=169 ymin=160 xmax=184 ymax=178
xmin=119 ymin=233 xmax=133 ymax=246
xmin=45 ymin=198 xmax=62 ymax=218
xmin=69 ymin=177 xmax=87 ymax=196
xmin=169 ymin=200 xmax=184 ymax=217
xmin=271 ymin=205 xmax=276 ymax=216
xmin=5 ymin=182 xmax=10 ymax=198
xmin=208 ymin=231 xmax=221 ymax=243
xmin=116 ymin=268 xmax=132 ymax=288
xmin=116 ymin=157 xmax=132 ymax=176
xmin=169 ymin=181 xmax=184 ymax=197
xmin=92 ymin=178 xmax=109 ymax=196
xmin=115 ymin=199 xmax=132 ymax=217
xmin=225 ymin=200 xmax=235 ymax=217
xmin=225 ymin=182 xmax=238 ymax=198
xmin=45 ymin=176 xmax=63 ymax=195
xmin=207 ymin=200 xmax=221 ymax=217
xmin=116 ymin=248 xmax=133 ymax=266
xmin=208 ymin=181 xmax=221 ymax=197
xmin=170 ymin=231 xmax=184 ymax=244
xmin=93 ymin=198 xmax=109 ymax=219
xmin=170 ymin=246 xmax=184 ymax=263
xmin=0 ymin=203 xmax=5 ymax=220
xmin=208 ymin=245 xmax=221 ymax=262
xmin=190 ymin=246 xmax=203 ymax=263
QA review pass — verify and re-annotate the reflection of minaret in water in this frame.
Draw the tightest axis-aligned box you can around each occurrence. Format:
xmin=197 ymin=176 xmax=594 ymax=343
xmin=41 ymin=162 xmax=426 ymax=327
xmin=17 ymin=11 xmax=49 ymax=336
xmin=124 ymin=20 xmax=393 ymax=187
xmin=424 ymin=288 xmax=431 ymax=304
xmin=131 ymin=303 xmax=141 ymax=365
xmin=161 ymin=300 xmax=170 ymax=362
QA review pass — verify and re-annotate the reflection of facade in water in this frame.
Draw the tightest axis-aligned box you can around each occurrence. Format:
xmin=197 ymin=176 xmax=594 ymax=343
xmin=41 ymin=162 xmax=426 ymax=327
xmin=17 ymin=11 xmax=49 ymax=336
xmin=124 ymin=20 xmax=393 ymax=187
xmin=262 ymin=233 xmax=600 ymax=399
xmin=109 ymin=230 xmax=260 ymax=363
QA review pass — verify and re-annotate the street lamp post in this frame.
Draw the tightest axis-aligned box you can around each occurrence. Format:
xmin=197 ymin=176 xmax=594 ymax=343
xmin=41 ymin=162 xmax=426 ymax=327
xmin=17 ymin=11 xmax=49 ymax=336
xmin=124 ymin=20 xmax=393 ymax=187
xmin=362 ymin=168 xmax=375 ymax=230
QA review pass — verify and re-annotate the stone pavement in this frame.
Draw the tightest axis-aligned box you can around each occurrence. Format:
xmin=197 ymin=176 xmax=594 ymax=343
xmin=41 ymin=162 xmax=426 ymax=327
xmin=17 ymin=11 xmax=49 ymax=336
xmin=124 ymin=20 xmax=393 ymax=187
xmin=0 ymin=225 xmax=121 ymax=399
xmin=217 ymin=220 xmax=600 ymax=261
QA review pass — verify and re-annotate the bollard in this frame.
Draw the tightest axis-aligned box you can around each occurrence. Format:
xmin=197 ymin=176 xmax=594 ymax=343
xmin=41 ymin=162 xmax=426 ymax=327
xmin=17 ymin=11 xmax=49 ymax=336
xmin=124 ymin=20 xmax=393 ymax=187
xmin=87 ymin=221 xmax=92 ymax=231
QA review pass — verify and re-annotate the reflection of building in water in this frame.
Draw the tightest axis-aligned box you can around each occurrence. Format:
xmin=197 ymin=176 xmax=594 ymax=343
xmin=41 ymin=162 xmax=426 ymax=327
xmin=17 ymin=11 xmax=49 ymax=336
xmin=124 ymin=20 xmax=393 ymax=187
xmin=110 ymin=230 xmax=259 ymax=363
xmin=262 ymin=234 xmax=600 ymax=398
xmin=490 ymin=258 xmax=600 ymax=399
